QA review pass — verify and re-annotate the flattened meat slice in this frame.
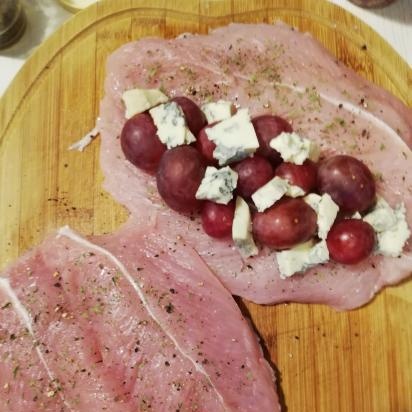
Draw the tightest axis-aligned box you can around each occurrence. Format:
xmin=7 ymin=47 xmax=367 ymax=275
xmin=1 ymin=226 xmax=280 ymax=411
xmin=0 ymin=280 xmax=69 ymax=411
xmin=98 ymin=22 xmax=412 ymax=310
xmin=95 ymin=221 xmax=279 ymax=411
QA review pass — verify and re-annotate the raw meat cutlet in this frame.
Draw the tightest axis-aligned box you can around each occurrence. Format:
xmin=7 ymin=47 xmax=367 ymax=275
xmin=0 ymin=226 xmax=279 ymax=412
xmin=98 ymin=22 xmax=412 ymax=310
xmin=0 ymin=280 xmax=69 ymax=411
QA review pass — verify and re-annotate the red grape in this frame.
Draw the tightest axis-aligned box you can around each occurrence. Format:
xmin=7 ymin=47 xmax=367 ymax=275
xmin=233 ymin=156 xmax=274 ymax=198
xmin=196 ymin=123 xmax=218 ymax=165
xmin=318 ymin=155 xmax=376 ymax=213
xmin=275 ymin=160 xmax=318 ymax=194
xmin=326 ymin=219 xmax=375 ymax=264
xmin=171 ymin=96 xmax=206 ymax=136
xmin=120 ymin=113 xmax=166 ymax=174
xmin=253 ymin=198 xmax=317 ymax=249
xmin=156 ymin=146 xmax=206 ymax=213
xmin=201 ymin=201 xmax=235 ymax=238
xmin=252 ymin=115 xmax=292 ymax=166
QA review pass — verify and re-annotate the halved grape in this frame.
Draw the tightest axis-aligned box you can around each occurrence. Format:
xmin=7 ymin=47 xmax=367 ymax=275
xmin=201 ymin=201 xmax=235 ymax=238
xmin=275 ymin=160 xmax=318 ymax=194
xmin=156 ymin=146 xmax=206 ymax=213
xmin=252 ymin=115 xmax=292 ymax=165
xmin=318 ymin=155 xmax=376 ymax=213
xmin=233 ymin=155 xmax=274 ymax=198
xmin=196 ymin=123 xmax=218 ymax=165
xmin=253 ymin=198 xmax=317 ymax=249
xmin=326 ymin=219 xmax=375 ymax=264
xmin=172 ymin=96 xmax=206 ymax=136
xmin=120 ymin=113 xmax=166 ymax=174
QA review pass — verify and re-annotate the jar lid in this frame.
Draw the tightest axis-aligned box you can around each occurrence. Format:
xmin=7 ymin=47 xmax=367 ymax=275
xmin=57 ymin=0 xmax=98 ymax=13
xmin=0 ymin=5 xmax=26 ymax=50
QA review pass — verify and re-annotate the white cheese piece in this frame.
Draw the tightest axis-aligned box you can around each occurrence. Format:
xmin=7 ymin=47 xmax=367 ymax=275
xmin=122 ymin=88 xmax=168 ymax=119
xmin=201 ymin=100 xmax=235 ymax=123
xmin=149 ymin=101 xmax=195 ymax=149
xmin=317 ymin=194 xmax=339 ymax=239
xmin=286 ymin=184 xmax=305 ymax=198
xmin=205 ymin=108 xmax=260 ymax=165
xmin=195 ymin=166 xmax=238 ymax=205
xmin=304 ymin=193 xmax=339 ymax=239
xmin=276 ymin=241 xmax=314 ymax=279
xmin=276 ymin=240 xmax=329 ymax=279
xmin=251 ymin=177 xmax=289 ymax=212
xmin=363 ymin=198 xmax=410 ymax=257
xmin=352 ymin=212 xmax=362 ymax=219
xmin=251 ymin=177 xmax=305 ymax=212
xmin=269 ymin=132 xmax=320 ymax=165
xmin=363 ymin=197 xmax=397 ymax=232
xmin=232 ymin=197 xmax=258 ymax=258
xmin=304 ymin=193 xmax=322 ymax=211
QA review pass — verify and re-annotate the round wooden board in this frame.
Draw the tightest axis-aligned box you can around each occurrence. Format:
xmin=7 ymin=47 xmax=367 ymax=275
xmin=0 ymin=1 xmax=411 ymax=411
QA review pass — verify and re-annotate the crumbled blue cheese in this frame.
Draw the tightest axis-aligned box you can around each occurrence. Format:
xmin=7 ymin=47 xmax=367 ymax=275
xmin=276 ymin=240 xmax=329 ymax=279
xmin=149 ymin=102 xmax=195 ymax=148
xmin=304 ymin=193 xmax=322 ymax=211
xmin=251 ymin=177 xmax=305 ymax=212
xmin=363 ymin=197 xmax=410 ymax=257
xmin=251 ymin=177 xmax=288 ymax=212
xmin=232 ymin=197 xmax=258 ymax=258
xmin=201 ymin=100 xmax=235 ymax=123
xmin=195 ymin=166 xmax=238 ymax=205
xmin=285 ymin=184 xmax=305 ymax=198
xmin=304 ymin=193 xmax=339 ymax=239
xmin=269 ymin=132 xmax=320 ymax=165
xmin=205 ymin=108 xmax=259 ymax=165
xmin=122 ymin=88 xmax=168 ymax=119
xmin=363 ymin=197 xmax=396 ymax=232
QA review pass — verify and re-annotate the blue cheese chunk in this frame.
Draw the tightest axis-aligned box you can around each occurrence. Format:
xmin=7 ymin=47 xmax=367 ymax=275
xmin=251 ymin=177 xmax=289 ymax=212
xmin=363 ymin=197 xmax=410 ymax=257
xmin=232 ymin=197 xmax=258 ymax=257
xmin=304 ymin=193 xmax=339 ymax=239
xmin=149 ymin=102 xmax=195 ymax=149
xmin=286 ymin=183 xmax=305 ymax=198
xmin=195 ymin=166 xmax=238 ymax=205
xmin=201 ymin=100 xmax=235 ymax=123
xmin=276 ymin=240 xmax=329 ymax=279
xmin=303 ymin=193 xmax=322 ymax=211
xmin=251 ymin=177 xmax=305 ymax=212
xmin=122 ymin=88 xmax=168 ymax=119
xmin=363 ymin=197 xmax=397 ymax=232
xmin=270 ymin=132 xmax=320 ymax=165
xmin=205 ymin=108 xmax=259 ymax=165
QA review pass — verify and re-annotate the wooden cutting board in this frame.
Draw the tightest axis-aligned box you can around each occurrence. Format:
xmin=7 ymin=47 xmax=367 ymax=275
xmin=0 ymin=1 xmax=411 ymax=411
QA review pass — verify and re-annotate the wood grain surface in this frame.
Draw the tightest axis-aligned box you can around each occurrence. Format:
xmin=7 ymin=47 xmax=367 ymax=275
xmin=0 ymin=1 xmax=411 ymax=411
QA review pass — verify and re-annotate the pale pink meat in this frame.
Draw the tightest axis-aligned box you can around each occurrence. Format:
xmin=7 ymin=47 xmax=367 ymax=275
xmin=0 ymin=282 xmax=68 ymax=411
xmin=0 ymin=226 xmax=279 ymax=412
xmin=94 ymin=220 xmax=279 ymax=411
xmin=98 ymin=23 xmax=412 ymax=310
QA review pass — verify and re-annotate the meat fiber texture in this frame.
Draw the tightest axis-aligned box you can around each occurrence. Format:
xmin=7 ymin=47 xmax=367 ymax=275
xmin=98 ymin=23 xmax=412 ymax=310
xmin=0 ymin=226 xmax=279 ymax=412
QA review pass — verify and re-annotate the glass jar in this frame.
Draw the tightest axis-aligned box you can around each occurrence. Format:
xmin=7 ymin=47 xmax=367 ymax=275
xmin=57 ymin=0 xmax=99 ymax=13
xmin=0 ymin=0 xmax=26 ymax=49
xmin=348 ymin=0 xmax=396 ymax=7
